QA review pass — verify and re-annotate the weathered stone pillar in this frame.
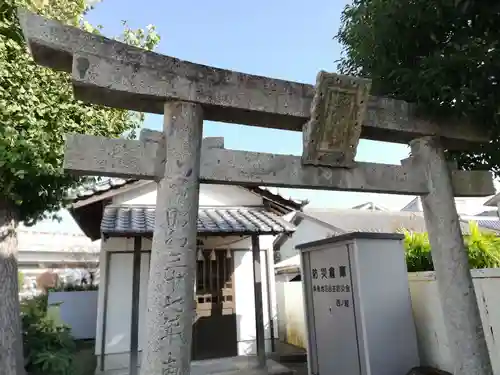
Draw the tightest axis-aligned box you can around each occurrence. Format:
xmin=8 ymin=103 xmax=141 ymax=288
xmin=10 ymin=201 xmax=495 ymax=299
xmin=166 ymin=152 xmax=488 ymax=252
xmin=142 ymin=102 xmax=203 ymax=375
xmin=410 ymin=136 xmax=493 ymax=375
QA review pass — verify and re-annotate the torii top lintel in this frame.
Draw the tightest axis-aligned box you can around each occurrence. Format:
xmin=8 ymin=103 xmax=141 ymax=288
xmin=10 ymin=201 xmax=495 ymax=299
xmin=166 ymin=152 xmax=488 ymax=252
xmin=18 ymin=8 xmax=489 ymax=149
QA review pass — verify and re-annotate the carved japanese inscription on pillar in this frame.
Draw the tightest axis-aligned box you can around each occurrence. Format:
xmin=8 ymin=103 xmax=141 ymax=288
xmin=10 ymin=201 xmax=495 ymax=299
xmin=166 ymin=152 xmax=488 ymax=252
xmin=302 ymin=71 xmax=371 ymax=168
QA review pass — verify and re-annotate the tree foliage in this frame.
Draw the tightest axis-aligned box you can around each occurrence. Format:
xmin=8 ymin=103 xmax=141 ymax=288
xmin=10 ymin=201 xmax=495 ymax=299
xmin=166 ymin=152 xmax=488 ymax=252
xmin=336 ymin=0 xmax=500 ymax=173
xmin=404 ymin=222 xmax=500 ymax=272
xmin=21 ymin=294 xmax=75 ymax=375
xmin=0 ymin=0 xmax=160 ymax=224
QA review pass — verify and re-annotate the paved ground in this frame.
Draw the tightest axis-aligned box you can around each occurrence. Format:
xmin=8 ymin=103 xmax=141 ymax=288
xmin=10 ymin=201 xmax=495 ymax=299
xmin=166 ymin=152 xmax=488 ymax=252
xmin=77 ymin=340 xmax=309 ymax=375
xmin=278 ymin=362 xmax=308 ymax=375
xmin=272 ymin=341 xmax=308 ymax=375
xmin=73 ymin=340 xmax=97 ymax=375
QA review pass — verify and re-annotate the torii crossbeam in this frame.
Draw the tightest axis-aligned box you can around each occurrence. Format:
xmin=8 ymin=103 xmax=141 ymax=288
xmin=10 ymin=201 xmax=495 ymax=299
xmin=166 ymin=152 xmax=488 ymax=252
xmin=64 ymin=131 xmax=493 ymax=197
xmin=19 ymin=8 xmax=494 ymax=375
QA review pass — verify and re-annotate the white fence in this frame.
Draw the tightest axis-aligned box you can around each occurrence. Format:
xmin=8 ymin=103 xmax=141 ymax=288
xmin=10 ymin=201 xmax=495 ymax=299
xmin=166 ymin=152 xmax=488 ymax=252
xmin=276 ymin=269 xmax=500 ymax=374
xmin=48 ymin=290 xmax=98 ymax=340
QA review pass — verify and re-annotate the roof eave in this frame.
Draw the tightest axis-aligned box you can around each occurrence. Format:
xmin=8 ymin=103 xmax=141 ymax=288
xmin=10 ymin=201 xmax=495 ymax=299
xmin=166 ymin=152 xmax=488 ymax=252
xmin=484 ymin=194 xmax=500 ymax=207
xmin=272 ymin=211 xmax=304 ymax=249
xmin=102 ymin=229 xmax=295 ymax=239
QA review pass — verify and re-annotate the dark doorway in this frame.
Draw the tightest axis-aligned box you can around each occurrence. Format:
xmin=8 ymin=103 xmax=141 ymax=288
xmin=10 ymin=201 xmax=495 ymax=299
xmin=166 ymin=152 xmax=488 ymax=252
xmin=192 ymin=249 xmax=238 ymax=360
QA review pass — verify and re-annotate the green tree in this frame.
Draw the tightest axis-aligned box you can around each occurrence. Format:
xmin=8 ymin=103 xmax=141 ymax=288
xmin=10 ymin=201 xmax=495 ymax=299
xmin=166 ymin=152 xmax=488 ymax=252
xmin=0 ymin=1 xmax=160 ymax=373
xmin=336 ymin=0 xmax=500 ymax=172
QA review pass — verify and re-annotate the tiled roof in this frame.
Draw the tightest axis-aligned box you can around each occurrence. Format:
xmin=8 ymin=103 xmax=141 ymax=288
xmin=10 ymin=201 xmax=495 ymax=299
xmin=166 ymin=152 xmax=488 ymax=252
xmin=101 ymin=205 xmax=296 ymax=236
xmin=476 ymin=210 xmax=498 ymax=217
xmin=301 ymin=208 xmax=499 ymax=235
xmin=474 ymin=220 xmax=500 ymax=232
xmin=66 ymin=178 xmax=134 ymax=201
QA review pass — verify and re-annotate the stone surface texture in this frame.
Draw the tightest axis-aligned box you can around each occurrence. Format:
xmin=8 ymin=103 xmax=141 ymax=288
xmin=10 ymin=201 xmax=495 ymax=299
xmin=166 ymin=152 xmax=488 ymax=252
xmin=64 ymin=134 xmax=157 ymax=178
xmin=63 ymin=134 xmax=221 ymax=179
xmin=411 ymin=136 xmax=493 ymax=375
xmin=142 ymin=102 xmax=203 ymax=375
xmin=405 ymin=367 xmax=453 ymax=375
xmin=63 ymin=133 xmax=495 ymax=196
xmin=18 ymin=8 xmax=490 ymax=148
xmin=302 ymin=71 xmax=371 ymax=167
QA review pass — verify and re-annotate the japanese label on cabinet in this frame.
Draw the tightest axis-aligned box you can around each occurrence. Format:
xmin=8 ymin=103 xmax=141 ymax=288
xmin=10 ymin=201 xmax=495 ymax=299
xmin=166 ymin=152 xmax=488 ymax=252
xmin=311 ymin=262 xmax=352 ymax=309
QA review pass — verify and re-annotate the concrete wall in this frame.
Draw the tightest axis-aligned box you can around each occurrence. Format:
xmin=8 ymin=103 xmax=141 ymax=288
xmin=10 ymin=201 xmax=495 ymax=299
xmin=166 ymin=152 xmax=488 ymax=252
xmin=96 ymin=235 xmax=277 ymax=370
xmin=275 ymin=267 xmax=500 ymax=374
xmin=278 ymin=218 xmax=333 ymax=262
xmin=409 ymin=269 xmax=500 ymax=374
xmin=48 ymin=291 xmax=98 ymax=340
xmin=275 ymin=274 xmax=306 ymax=349
xmin=113 ymin=182 xmax=263 ymax=207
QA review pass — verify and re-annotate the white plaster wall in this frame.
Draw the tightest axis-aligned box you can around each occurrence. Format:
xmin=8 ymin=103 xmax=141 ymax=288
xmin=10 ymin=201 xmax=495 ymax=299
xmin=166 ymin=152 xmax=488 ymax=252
xmin=275 ymin=279 xmax=306 ymax=349
xmin=409 ymin=269 xmax=500 ymax=374
xmin=234 ymin=250 xmax=272 ymax=354
xmin=275 ymin=274 xmax=287 ymax=344
xmin=95 ymin=237 xmax=151 ymax=356
xmin=279 ymin=219 xmax=334 ymax=262
xmin=113 ymin=182 xmax=263 ymax=207
xmin=96 ymin=235 xmax=276 ymax=361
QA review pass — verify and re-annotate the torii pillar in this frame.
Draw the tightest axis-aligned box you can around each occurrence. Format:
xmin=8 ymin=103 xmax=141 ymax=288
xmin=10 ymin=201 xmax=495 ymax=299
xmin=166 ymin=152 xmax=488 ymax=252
xmin=145 ymin=102 xmax=203 ymax=375
xmin=411 ymin=137 xmax=492 ymax=375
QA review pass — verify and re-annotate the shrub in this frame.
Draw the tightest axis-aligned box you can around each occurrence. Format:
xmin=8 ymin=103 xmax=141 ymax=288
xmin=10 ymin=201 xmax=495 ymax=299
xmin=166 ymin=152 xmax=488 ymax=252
xmin=18 ymin=271 xmax=24 ymax=288
xmin=465 ymin=222 xmax=500 ymax=269
xmin=21 ymin=294 xmax=76 ymax=375
xmin=48 ymin=281 xmax=98 ymax=293
xmin=404 ymin=222 xmax=500 ymax=272
xmin=404 ymin=231 xmax=433 ymax=273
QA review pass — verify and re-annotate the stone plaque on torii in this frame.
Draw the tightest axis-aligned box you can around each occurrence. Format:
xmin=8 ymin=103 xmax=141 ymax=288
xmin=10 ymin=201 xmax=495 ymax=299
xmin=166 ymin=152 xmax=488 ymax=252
xmin=19 ymin=9 xmax=494 ymax=375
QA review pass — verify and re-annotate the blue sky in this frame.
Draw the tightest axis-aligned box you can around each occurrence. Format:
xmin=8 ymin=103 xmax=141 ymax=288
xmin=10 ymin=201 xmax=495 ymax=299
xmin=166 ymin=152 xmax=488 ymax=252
xmin=28 ymin=0 xmax=415 ymax=233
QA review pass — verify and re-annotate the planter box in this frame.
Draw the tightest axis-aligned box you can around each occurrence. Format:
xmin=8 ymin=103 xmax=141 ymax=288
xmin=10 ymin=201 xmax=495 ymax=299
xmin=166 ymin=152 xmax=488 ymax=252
xmin=48 ymin=290 xmax=98 ymax=340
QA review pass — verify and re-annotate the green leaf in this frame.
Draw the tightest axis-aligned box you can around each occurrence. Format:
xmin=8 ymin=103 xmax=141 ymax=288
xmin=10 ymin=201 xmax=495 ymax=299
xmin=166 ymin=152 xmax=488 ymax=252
xmin=0 ymin=0 xmax=161 ymax=224
xmin=403 ymin=222 xmax=500 ymax=272
xmin=336 ymin=0 xmax=500 ymax=172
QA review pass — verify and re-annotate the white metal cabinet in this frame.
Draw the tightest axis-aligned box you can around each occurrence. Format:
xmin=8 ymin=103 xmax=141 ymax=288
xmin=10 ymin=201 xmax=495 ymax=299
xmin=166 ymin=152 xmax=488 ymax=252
xmin=298 ymin=232 xmax=420 ymax=375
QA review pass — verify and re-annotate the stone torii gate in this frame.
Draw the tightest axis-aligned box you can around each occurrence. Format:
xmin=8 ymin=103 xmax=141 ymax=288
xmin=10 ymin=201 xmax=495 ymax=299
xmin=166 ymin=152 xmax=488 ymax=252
xmin=19 ymin=9 xmax=494 ymax=375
